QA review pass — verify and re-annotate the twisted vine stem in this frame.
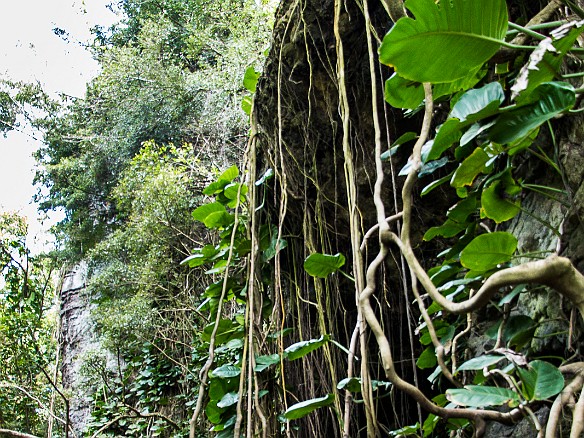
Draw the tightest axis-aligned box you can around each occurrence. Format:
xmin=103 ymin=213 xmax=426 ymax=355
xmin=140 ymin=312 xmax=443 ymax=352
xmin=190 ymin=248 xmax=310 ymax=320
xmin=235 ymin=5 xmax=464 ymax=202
xmin=358 ymin=75 xmax=584 ymax=434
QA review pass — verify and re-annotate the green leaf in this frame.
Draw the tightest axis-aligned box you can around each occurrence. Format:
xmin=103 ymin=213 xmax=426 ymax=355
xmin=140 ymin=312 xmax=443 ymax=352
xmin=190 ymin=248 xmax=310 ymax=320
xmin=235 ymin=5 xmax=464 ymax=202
xmin=451 ymin=147 xmax=489 ymax=188
xmin=192 ymin=202 xmax=226 ymax=223
xmin=217 ymin=392 xmax=239 ymax=408
xmin=211 ymin=365 xmax=241 ymax=379
xmin=450 ymin=82 xmax=505 ymax=123
xmin=428 ymin=119 xmax=462 ymax=161
xmin=337 ymin=377 xmax=362 ymax=393
xmin=421 ymin=172 xmax=453 ymax=196
xmin=283 ymin=393 xmax=335 ymax=420
xmin=480 ymin=180 xmax=521 ymax=223
xmin=460 ymin=232 xmax=517 ymax=271
xmin=241 ymin=95 xmax=253 ymax=115
xmin=385 ymin=68 xmax=485 ymax=110
xmin=223 ymin=182 xmax=248 ymax=200
xmin=243 ymin=66 xmax=260 ymax=93
xmin=456 ymin=355 xmax=505 ymax=373
xmin=379 ymin=0 xmax=507 ymax=83
xmin=489 ymin=82 xmax=575 ymax=145
xmin=384 ymin=73 xmax=425 ymax=109
xmin=284 ymin=335 xmax=330 ymax=361
xmin=203 ymin=165 xmax=240 ymax=195
xmin=304 ymin=253 xmax=346 ymax=278
xmin=255 ymin=354 xmax=281 ymax=372
xmin=423 ymin=219 xmax=467 ymax=241
xmin=446 ymin=385 xmax=520 ymax=408
xmin=417 ymin=346 xmax=437 ymax=369
xmin=517 ymin=360 xmax=564 ymax=401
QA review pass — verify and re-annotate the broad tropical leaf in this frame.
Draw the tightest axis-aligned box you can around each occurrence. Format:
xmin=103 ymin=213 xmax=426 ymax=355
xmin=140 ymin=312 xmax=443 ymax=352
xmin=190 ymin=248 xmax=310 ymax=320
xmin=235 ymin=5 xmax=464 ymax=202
xmin=304 ymin=253 xmax=346 ymax=278
xmin=284 ymin=335 xmax=330 ymax=361
xmin=456 ymin=354 xmax=505 ymax=372
xmin=446 ymin=385 xmax=520 ymax=408
xmin=517 ymin=360 xmax=565 ymax=401
xmin=489 ymin=82 xmax=576 ymax=144
xmin=460 ymin=232 xmax=517 ymax=271
xmin=283 ymin=394 xmax=335 ymax=420
xmin=379 ymin=0 xmax=508 ymax=83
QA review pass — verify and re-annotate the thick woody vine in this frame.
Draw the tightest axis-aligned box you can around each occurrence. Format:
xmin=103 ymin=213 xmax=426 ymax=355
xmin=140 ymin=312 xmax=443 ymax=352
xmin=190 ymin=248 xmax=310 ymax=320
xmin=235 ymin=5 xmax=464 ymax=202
xmin=346 ymin=0 xmax=584 ymax=437
xmin=182 ymin=0 xmax=584 ymax=437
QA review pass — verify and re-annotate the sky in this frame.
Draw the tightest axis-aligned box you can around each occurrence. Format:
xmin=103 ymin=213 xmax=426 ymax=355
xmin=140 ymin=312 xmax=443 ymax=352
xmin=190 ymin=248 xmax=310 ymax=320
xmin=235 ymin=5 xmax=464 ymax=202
xmin=0 ymin=0 xmax=118 ymax=252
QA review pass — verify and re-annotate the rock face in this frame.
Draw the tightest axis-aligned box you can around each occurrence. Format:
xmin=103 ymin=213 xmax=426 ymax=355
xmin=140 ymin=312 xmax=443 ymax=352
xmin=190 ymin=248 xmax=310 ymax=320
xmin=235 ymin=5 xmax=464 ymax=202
xmin=59 ymin=263 xmax=95 ymax=436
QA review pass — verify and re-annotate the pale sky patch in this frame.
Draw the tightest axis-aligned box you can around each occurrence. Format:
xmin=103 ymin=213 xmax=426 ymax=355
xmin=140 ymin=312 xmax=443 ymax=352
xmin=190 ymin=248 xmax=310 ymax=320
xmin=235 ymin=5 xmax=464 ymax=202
xmin=0 ymin=0 xmax=118 ymax=253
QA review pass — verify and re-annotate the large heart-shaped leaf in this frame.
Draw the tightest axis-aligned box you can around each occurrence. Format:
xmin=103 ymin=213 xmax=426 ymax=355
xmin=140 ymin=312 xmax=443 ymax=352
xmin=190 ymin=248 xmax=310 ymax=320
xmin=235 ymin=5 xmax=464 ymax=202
xmin=304 ymin=253 xmax=345 ymax=278
xmin=460 ymin=232 xmax=517 ymax=271
xmin=283 ymin=394 xmax=335 ymax=420
xmin=379 ymin=0 xmax=507 ymax=83
xmin=480 ymin=180 xmax=521 ymax=223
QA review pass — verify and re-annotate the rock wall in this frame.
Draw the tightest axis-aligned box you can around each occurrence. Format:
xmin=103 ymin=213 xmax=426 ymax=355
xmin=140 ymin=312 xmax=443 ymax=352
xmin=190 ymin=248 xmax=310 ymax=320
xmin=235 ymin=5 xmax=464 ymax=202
xmin=59 ymin=263 xmax=95 ymax=436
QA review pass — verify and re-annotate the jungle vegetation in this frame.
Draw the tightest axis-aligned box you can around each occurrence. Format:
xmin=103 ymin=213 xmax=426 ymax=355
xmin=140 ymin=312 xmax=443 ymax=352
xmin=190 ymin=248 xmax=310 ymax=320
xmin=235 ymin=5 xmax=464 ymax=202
xmin=1 ymin=0 xmax=584 ymax=437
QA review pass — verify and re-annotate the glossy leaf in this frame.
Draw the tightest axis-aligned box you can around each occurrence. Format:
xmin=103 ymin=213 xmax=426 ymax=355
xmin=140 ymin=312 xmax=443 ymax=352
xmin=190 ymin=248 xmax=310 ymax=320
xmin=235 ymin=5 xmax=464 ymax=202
xmin=379 ymin=0 xmax=507 ymax=83
xmin=203 ymin=165 xmax=239 ymax=195
xmin=337 ymin=377 xmax=362 ymax=392
xmin=489 ymin=82 xmax=575 ymax=145
xmin=283 ymin=393 xmax=335 ymax=420
xmin=450 ymin=82 xmax=505 ymax=123
xmin=446 ymin=385 xmax=520 ymax=408
xmin=456 ymin=355 xmax=505 ymax=373
xmin=460 ymin=232 xmax=517 ymax=271
xmin=211 ymin=365 xmax=241 ymax=379
xmin=255 ymin=354 xmax=281 ymax=372
xmin=284 ymin=335 xmax=330 ymax=361
xmin=385 ymin=68 xmax=485 ymax=109
xmin=304 ymin=253 xmax=346 ymax=278
xmin=217 ymin=392 xmax=239 ymax=408
xmin=517 ymin=360 xmax=565 ymax=401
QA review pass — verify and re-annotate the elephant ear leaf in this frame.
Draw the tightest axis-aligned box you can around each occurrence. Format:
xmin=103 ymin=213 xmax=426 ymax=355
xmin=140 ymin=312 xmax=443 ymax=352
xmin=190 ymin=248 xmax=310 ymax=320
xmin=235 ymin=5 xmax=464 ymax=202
xmin=379 ymin=0 xmax=508 ymax=83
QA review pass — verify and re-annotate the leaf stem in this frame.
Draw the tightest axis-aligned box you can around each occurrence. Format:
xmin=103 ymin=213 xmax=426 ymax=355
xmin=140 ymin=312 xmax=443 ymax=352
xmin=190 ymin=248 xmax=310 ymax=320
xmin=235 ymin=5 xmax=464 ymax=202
xmin=507 ymin=22 xmax=547 ymax=41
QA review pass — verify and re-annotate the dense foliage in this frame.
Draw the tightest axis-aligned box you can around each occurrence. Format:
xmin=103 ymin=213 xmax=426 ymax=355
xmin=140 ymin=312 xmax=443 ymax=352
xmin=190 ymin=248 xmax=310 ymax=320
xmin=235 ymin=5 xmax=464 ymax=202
xmin=2 ymin=0 xmax=584 ymax=437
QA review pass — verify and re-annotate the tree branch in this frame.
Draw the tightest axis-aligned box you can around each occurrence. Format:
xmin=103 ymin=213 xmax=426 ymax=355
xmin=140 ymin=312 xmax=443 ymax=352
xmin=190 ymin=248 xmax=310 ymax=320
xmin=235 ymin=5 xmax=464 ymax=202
xmin=0 ymin=430 xmax=40 ymax=438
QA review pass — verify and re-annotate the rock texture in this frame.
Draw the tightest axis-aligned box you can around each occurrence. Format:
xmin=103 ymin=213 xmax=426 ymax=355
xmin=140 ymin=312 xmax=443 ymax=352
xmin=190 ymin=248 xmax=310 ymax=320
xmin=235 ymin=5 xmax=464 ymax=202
xmin=59 ymin=263 xmax=95 ymax=436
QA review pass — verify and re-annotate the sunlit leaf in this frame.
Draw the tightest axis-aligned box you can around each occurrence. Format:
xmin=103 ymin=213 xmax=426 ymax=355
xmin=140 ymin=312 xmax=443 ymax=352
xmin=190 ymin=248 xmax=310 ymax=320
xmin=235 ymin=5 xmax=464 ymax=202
xmin=243 ymin=66 xmax=260 ymax=93
xmin=460 ymin=232 xmax=517 ymax=271
xmin=211 ymin=365 xmax=241 ymax=379
xmin=379 ymin=0 xmax=507 ymax=83
xmin=304 ymin=253 xmax=345 ymax=278
xmin=451 ymin=147 xmax=489 ymax=188
xmin=456 ymin=355 xmax=505 ymax=373
xmin=480 ymin=180 xmax=521 ymax=223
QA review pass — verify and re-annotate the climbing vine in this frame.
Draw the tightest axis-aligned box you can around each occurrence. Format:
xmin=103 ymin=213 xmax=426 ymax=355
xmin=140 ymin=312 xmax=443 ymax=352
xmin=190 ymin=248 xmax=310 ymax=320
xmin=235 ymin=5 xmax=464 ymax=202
xmin=181 ymin=0 xmax=584 ymax=437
